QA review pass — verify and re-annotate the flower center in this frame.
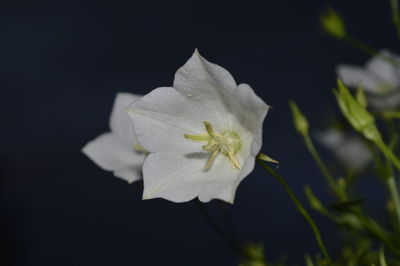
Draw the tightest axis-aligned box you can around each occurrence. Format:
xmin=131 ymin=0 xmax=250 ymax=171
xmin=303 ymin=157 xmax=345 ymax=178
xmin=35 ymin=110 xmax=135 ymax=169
xmin=184 ymin=121 xmax=241 ymax=170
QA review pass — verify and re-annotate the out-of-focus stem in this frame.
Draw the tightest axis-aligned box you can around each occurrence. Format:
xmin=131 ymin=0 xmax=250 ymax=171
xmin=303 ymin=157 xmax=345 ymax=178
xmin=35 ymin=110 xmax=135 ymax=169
xmin=387 ymin=175 xmax=400 ymax=225
xmin=304 ymin=135 xmax=346 ymax=200
xmin=356 ymin=212 xmax=400 ymax=256
xmin=256 ymin=157 xmax=333 ymax=264
xmin=391 ymin=0 xmax=400 ymax=40
xmin=342 ymin=35 xmax=378 ymax=56
xmin=342 ymin=35 xmax=400 ymax=67
xmin=376 ymin=139 xmax=400 ymax=171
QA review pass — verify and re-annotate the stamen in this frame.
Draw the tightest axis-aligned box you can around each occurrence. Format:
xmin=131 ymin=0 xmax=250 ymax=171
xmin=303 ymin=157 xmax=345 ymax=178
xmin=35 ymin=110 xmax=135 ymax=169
xmin=184 ymin=133 xmax=209 ymax=142
xmin=227 ymin=149 xmax=241 ymax=169
xmin=205 ymin=148 xmax=219 ymax=170
xmin=184 ymin=121 xmax=242 ymax=170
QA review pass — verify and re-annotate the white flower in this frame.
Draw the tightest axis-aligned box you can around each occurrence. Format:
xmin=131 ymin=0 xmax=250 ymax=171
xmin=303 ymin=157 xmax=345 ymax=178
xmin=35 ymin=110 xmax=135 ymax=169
xmin=337 ymin=50 xmax=400 ymax=110
xmin=316 ymin=128 xmax=372 ymax=170
xmin=82 ymin=93 xmax=146 ymax=183
xmin=126 ymin=50 xmax=270 ymax=203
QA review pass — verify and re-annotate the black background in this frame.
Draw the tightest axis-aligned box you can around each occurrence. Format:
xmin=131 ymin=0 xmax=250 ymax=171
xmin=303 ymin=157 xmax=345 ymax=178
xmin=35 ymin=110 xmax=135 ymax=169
xmin=1 ymin=0 xmax=396 ymax=265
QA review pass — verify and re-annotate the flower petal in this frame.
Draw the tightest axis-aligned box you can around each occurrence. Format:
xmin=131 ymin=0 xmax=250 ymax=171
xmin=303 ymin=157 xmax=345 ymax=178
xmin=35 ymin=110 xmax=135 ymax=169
xmin=172 ymin=50 xmax=243 ymax=126
xmin=173 ymin=51 xmax=269 ymax=156
xmin=368 ymin=89 xmax=400 ymax=110
xmin=234 ymin=83 xmax=270 ymax=156
xmin=127 ymin=86 xmax=225 ymax=153
xmin=110 ymin=92 xmax=141 ymax=144
xmin=142 ymin=152 xmax=254 ymax=204
xmin=198 ymin=157 xmax=255 ymax=203
xmin=337 ymin=65 xmax=380 ymax=93
xmin=366 ymin=50 xmax=400 ymax=86
xmin=316 ymin=129 xmax=372 ymax=170
xmin=173 ymin=49 xmax=237 ymax=99
xmin=82 ymin=133 xmax=144 ymax=183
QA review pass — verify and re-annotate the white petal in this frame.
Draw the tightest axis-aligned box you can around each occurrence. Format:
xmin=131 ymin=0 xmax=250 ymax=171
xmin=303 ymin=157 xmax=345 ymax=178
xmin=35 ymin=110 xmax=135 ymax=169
xmin=142 ymin=152 xmax=254 ymax=204
xmin=127 ymin=86 xmax=224 ymax=153
xmin=335 ymin=138 xmax=372 ymax=170
xmin=315 ymin=129 xmax=344 ymax=149
xmin=174 ymin=50 xmax=269 ymax=156
xmin=234 ymin=83 xmax=270 ymax=156
xmin=173 ymin=49 xmax=237 ymax=99
xmin=366 ymin=50 xmax=400 ymax=86
xmin=110 ymin=92 xmax=141 ymax=144
xmin=82 ymin=133 xmax=144 ymax=183
xmin=173 ymin=50 xmax=243 ymax=127
xmin=316 ymin=129 xmax=372 ymax=170
xmin=198 ymin=157 xmax=255 ymax=203
xmin=368 ymin=89 xmax=400 ymax=110
xmin=337 ymin=65 xmax=380 ymax=93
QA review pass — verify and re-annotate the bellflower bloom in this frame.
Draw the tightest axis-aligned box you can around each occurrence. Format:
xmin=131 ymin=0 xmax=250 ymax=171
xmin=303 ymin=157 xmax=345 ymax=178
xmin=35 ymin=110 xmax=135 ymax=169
xmin=127 ymin=50 xmax=270 ymax=203
xmin=82 ymin=93 xmax=146 ymax=183
xmin=316 ymin=128 xmax=372 ymax=170
xmin=337 ymin=50 xmax=400 ymax=110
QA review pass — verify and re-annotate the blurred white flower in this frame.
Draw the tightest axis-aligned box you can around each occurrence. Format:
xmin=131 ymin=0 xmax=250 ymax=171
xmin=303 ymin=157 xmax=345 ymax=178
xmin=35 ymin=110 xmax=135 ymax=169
xmin=337 ymin=50 xmax=400 ymax=110
xmin=316 ymin=128 xmax=372 ymax=170
xmin=127 ymin=50 xmax=270 ymax=203
xmin=82 ymin=93 xmax=146 ymax=183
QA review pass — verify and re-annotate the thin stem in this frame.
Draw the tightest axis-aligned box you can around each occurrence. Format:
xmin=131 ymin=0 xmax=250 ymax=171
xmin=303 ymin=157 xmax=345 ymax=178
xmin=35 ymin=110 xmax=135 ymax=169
xmin=304 ymin=136 xmax=345 ymax=200
xmin=384 ymin=133 xmax=400 ymax=226
xmin=387 ymin=175 xmax=400 ymax=225
xmin=341 ymin=35 xmax=400 ymax=66
xmin=256 ymin=158 xmax=333 ymax=264
xmin=193 ymin=200 xmax=246 ymax=258
xmin=356 ymin=211 xmax=400 ymax=256
xmin=343 ymin=35 xmax=378 ymax=56
xmin=376 ymin=139 xmax=400 ymax=171
xmin=391 ymin=0 xmax=400 ymax=40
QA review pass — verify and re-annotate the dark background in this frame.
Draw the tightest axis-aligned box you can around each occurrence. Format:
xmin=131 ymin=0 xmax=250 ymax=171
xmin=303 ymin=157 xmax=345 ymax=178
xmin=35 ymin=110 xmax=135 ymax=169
xmin=1 ymin=0 xmax=397 ymax=265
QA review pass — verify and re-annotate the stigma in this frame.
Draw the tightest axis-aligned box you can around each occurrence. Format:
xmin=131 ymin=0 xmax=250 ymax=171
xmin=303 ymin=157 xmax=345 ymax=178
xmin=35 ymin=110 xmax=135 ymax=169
xmin=184 ymin=121 xmax=241 ymax=170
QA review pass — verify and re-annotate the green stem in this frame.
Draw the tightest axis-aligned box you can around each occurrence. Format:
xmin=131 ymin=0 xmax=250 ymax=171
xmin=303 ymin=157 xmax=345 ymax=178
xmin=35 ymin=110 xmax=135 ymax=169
xmin=256 ymin=158 xmax=333 ymax=264
xmin=376 ymin=139 xmax=400 ymax=171
xmin=304 ymin=136 xmax=345 ymax=200
xmin=356 ymin=212 xmax=400 ymax=256
xmin=387 ymin=175 xmax=400 ymax=225
xmin=341 ymin=35 xmax=400 ymax=67
xmin=343 ymin=35 xmax=378 ymax=56
xmin=391 ymin=0 xmax=400 ymax=40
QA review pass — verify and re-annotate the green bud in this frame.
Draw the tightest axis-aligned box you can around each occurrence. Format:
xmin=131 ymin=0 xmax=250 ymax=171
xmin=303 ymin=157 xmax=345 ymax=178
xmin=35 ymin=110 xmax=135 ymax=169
xmin=320 ymin=8 xmax=347 ymax=39
xmin=334 ymin=79 xmax=381 ymax=142
xmin=257 ymin=152 xmax=279 ymax=165
xmin=355 ymin=87 xmax=368 ymax=108
xmin=239 ymin=243 xmax=266 ymax=266
xmin=289 ymin=100 xmax=309 ymax=137
xmin=304 ymin=255 xmax=315 ymax=266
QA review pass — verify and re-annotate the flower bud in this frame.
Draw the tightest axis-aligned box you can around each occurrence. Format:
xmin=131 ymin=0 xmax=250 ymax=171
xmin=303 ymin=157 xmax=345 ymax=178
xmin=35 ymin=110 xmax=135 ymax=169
xmin=320 ymin=8 xmax=346 ymax=39
xmin=334 ymin=79 xmax=381 ymax=142
xmin=355 ymin=87 xmax=368 ymax=108
xmin=289 ymin=100 xmax=309 ymax=137
xmin=240 ymin=243 xmax=266 ymax=266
